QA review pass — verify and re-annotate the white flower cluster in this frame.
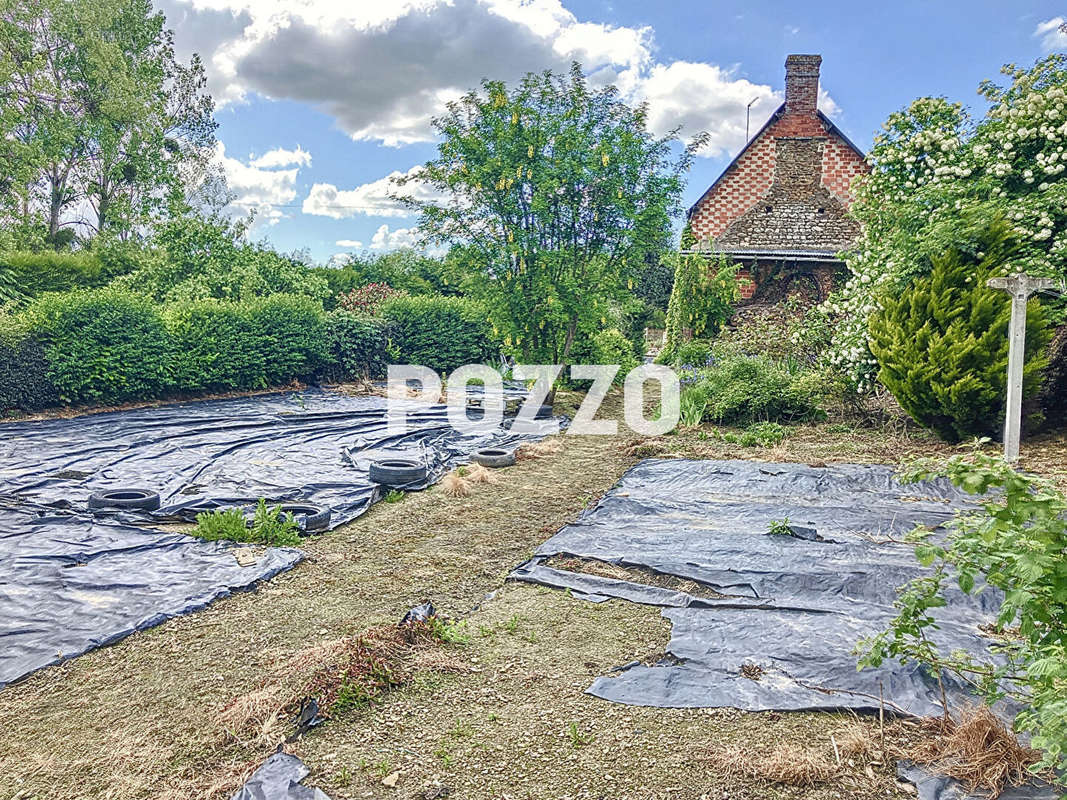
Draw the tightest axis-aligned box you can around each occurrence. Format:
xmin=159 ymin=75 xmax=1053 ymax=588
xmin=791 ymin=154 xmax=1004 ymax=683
xmin=821 ymin=57 xmax=1067 ymax=390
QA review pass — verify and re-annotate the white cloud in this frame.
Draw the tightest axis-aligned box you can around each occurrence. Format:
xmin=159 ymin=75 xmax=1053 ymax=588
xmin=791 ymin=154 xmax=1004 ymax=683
xmin=165 ymin=0 xmax=840 ymax=158
xmin=370 ymin=223 xmax=420 ymax=250
xmin=1035 ymin=17 xmax=1067 ymax=52
xmin=251 ymin=146 xmax=312 ymax=168
xmin=214 ymin=142 xmax=306 ymax=224
xmin=302 ymin=165 xmax=446 ymax=219
xmin=335 ymin=239 xmax=363 ymax=248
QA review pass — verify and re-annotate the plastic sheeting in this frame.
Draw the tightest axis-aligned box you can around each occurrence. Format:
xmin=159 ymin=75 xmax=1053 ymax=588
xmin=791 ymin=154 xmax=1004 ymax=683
xmin=0 ymin=389 xmax=556 ymax=527
xmin=0 ymin=389 xmax=558 ymax=688
xmin=896 ymin=762 xmax=1059 ymax=800
xmin=511 ymin=459 xmax=1004 ymax=716
xmin=231 ymin=752 xmax=331 ymax=800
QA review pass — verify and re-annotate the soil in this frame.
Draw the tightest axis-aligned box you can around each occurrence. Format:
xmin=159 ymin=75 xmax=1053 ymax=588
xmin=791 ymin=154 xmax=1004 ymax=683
xmin=1 ymin=390 xmax=1065 ymax=800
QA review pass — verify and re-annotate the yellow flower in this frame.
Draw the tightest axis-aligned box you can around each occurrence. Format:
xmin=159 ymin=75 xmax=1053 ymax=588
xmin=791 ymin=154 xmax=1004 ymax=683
xmin=627 ymin=279 xmax=633 ymax=289
xmin=601 ymin=153 xmax=610 ymax=166
xmin=527 ymin=145 xmax=534 ymax=158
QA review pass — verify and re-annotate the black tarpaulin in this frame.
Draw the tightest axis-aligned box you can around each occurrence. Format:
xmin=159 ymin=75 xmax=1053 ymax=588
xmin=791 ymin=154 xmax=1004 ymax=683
xmin=231 ymin=752 xmax=331 ymax=800
xmin=0 ymin=389 xmax=558 ymax=688
xmin=510 ymin=458 xmax=1002 ymax=715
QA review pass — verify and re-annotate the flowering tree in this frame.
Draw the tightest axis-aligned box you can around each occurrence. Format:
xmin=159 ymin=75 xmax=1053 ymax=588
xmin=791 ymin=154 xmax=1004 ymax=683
xmin=338 ymin=282 xmax=406 ymax=316
xmin=825 ymin=56 xmax=1067 ymax=389
xmin=399 ymin=64 xmax=704 ymax=368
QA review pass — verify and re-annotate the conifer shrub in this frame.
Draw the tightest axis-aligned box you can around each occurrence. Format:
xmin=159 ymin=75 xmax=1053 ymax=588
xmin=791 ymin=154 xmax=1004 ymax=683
xmin=868 ymin=227 xmax=1050 ymax=442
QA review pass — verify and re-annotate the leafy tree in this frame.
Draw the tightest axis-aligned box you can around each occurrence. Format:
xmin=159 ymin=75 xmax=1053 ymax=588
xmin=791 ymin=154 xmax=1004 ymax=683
xmin=868 ymin=223 xmax=1050 ymax=441
xmin=0 ymin=0 xmax=216 ymax=244
xmin=660 ymin=252 xmax=738 ymax=361
xmin=401 ymin=64 xmax=703 ymax=374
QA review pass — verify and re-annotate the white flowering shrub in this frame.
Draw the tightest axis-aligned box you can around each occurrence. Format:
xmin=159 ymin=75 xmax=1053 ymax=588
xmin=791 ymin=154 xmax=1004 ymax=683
xmin=827 ymin=56 xmax=1067 ymax=389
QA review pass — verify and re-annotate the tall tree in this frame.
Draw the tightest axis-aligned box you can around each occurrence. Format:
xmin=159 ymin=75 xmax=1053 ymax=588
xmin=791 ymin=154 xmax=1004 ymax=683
xmin=0 ymin=0 xmax=216 ymax=246
xmin=401 ymin=64 xmax=704 ymax=368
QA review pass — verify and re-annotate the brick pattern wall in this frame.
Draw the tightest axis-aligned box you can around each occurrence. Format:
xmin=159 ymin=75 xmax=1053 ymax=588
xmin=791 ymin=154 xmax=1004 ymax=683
xmin=687 ymin=112 xmax=868 ymax=247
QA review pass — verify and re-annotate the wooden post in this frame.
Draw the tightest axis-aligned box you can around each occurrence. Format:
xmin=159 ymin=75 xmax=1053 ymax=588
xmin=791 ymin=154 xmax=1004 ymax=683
xmin=987 ymin=275 xmax=1058 ymax=461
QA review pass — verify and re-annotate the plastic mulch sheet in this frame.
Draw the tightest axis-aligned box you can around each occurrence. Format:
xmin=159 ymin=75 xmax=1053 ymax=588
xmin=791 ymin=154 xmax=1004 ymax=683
xmin=0 ymin=389 xmax=557 ymax=688
xmin=511 ymin=458 xmax=1001 ymax=716
xmin=231 ymin=752 xmax=332 ymax=800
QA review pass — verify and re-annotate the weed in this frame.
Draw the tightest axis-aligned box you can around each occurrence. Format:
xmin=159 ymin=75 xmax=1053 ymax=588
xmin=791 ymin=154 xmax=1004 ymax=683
xmin=429 ymin=618 xmax=471 ymax=645
xmin=717 ymin=421 xmax=790 ymax=448
xmin=448 ymin=720 xmax=474 ymax=739
xmin=334 ymin=767 xmax=352 ymax=787
xmin=375 ymin=759 xmax=392 ymax=778
xmin=434 ymin=744 xmax=454 ymax=767
xmin=503 ymin=614 xmax=521 ymax=634
xmin=191 ymin=499 xmax=301 ymax=547
xmin=568 ymin=721 xmax=593 ymax=748
xmin=768 ymin=518 xmax=792 ymax=536
xmin=384 ymin=489 xmax=405 ymax=503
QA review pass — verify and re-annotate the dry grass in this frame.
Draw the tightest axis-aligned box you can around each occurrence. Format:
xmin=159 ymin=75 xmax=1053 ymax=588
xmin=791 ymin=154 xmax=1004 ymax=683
xmin=515 ymin=437 xmax=564 ymax=461
xmin=625 ymin=439 xmax=667 ymax=458
xmin=219 ymin=622 xmax=440 ymax=746
xmin=706 ymin=743 xmax=840 ymax=788
xmin=906 ymin=706 xmax=1042 ymax=795
xmin=441 ymin=471 xmax=473 ymax=497
xmin=466 ymin=463 xmax=499 ymax=484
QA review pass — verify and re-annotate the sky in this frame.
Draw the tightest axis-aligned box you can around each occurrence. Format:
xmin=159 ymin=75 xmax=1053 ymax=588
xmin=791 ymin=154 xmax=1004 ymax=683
xmin=157 ymin=0 xmax=1067 ymax=263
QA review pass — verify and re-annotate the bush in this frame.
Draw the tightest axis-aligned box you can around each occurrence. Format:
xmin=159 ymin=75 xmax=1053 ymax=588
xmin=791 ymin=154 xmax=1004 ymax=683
xmin=680 ymin=348 xmax=826 ymax=425
xmin=165 ymin=300 xmax=265 ymax=392
xmin=323 ymin=312 xmax=389 ymax=381
xmin=26 ymin=289 xmax=173 ymax=404
xmin=245 ymin=294 xmax=328 ymax=386
xmin=0 ymin=251 xmax=109 ymax=302
xmin=668 ymin=338 xmax=714 ymax=368
xmin=868 ymin=227 xmax=1050 ymax=442
xmin=337 ymin=283 xmax=406 ymax=316
xmin=382 ymin=295 xmax=496 ymax=374
xmin=0 ymin=316 xmax=58 ymax=413
xmin=661 ymin=252 xmax=738 ymax=360
xmin=860 ymin=449 xmax=1067 ymax=785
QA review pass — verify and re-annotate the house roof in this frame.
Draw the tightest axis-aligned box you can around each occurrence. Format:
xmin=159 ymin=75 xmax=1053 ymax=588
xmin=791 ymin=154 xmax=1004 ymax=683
xmin=686 ymin=104 xmax=867 ymax=219
xmin=681 ymin=246 xmax=844 ymax=263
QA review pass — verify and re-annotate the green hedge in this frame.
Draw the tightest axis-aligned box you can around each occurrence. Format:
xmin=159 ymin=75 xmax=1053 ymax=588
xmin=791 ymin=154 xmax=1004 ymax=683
xmin=323 ymin=312 xmax=389 ymax=381
xmin=0 ymin=289 xmax=391 ymax=414
xmin=28 ymin=289 xmax=173 ymax=405
xmin=0 ymin=246 xmax=145 ymax=303
xmin=381 ymin=295 xmax=497 ymax=374
xmin=166 ymin=300 xmax=264 ymax=392
xmin=0 ymin=317 xmax=58 ymax=413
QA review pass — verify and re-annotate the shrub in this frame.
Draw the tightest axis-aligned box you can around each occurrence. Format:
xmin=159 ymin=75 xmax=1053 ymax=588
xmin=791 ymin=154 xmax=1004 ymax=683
xmin=26 ymin=288 xmax=173 ymax=404
xmin=165 ymin=300 xmax=265 ymax=392
xmin=246 ymin=294 xmax=328 ymax=385
xmin=669 ymin=338 xmax=715 ymax=368
xmin=323 ymin=312 xmax=389 ymax=381
xmin=682 ymin=348 xmax=826 ymax=425
xmin=382 ymin=295 xmax=496 ymax=374
xmin=191 ymin=500 xmax=301 ymax=547
xmin=337 ymin=283 xmax=406 ymax=316
xmin=661 ymin=252 xmax=738 ymax=360
xmin=718 ymin=421 xmax=790 ymax=448
xmin=0 ymin=251 xmax=109 ymax=302
xmin=0 ymin=316 xmax=58 ymax=413
xmin=859 ymin=449 xmax=1067 ymax=785
xmin=868 ymin=228 xmax=1050 ymax=442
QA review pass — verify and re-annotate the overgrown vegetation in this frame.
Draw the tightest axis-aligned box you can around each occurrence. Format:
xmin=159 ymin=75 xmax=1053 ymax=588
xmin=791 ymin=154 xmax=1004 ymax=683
xmin=859 ymin=447 xmax=1067 ymax=786
xmin=660 ymin=252 xmax=738 ymax=362
xmin=869 ymin=223 xmax=1050 ymax=441
xmin=191 ymin=500 xmax=301 ymax=547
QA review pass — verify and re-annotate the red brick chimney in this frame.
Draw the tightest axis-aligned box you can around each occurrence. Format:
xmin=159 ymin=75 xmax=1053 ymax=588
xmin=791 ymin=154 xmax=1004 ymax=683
xmin=784 ymin=54 xmax=821 ymax=116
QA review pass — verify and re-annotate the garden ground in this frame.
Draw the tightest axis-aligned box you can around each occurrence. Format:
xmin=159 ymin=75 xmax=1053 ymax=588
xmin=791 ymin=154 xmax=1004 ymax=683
xmin=1 ymin=390 xmax=1065 ymax=800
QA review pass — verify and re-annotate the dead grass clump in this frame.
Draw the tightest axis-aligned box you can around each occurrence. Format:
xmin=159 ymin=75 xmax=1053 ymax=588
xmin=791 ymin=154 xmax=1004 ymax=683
xmin=466 ymin=463 xmax=499 ymax=484
xmin=218 ymin=623 xmax=439 ymax=745
xmin=832 ymin=721 xmax=879 ymax=760
xmin=441 ymin=470 xmax=473 ymax=497
xmin=907 ymin=706 xmax=1041 ymax=795
xmin=516 ymin=438 xmax=564 ymax=461
xmin=625 ymin=439 xmax=666 ymax=458
xmin=706 ymin=743 xmax=839 ymax=788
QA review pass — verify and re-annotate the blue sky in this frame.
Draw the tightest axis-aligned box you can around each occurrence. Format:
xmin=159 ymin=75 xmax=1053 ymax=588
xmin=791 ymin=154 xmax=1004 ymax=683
xmin=159 ymin=0 xmax=1067 ymax=263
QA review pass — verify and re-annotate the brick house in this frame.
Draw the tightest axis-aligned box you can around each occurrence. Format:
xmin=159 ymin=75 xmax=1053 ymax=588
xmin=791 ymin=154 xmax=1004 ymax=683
xmin=686 ymin=54 xmax=870 ymax=305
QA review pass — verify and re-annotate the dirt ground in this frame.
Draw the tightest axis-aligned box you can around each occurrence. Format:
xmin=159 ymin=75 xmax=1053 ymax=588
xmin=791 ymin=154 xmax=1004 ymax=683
xmin=1 ymin=391 xmax=1065 ymax=800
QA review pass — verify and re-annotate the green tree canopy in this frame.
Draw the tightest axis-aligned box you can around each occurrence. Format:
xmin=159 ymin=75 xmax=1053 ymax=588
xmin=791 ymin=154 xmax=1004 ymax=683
xmin=401 ymin=64 xmax=704 ymax=366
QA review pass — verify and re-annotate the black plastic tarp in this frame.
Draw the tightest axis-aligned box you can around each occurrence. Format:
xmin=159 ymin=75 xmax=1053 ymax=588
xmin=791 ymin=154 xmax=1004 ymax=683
xmin=0 ymin=389 xmax=557 ymax=688
xmin=231 ymin=752 xmax=331 ymax=800
xmin=511 ymin=459 xmax=1003 ymax=716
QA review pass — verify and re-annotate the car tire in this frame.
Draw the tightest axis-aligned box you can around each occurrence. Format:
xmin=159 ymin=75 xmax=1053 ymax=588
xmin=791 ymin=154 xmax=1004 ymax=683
xmin=88 ymin=488 xmax=161 ymax=512
xmin=277 ymin=503 xmax=332 ymax=534
xmin=471 ymin=447 xmax=516 ymax=468
xmin=369 ymin=458 xmax=428 ymax=487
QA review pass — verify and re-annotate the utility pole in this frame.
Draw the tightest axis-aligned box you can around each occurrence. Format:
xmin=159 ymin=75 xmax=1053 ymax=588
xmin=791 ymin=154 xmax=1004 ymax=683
xmin=746 ymin=97 xmax=759 ymax=142
xmin=987 ymin=274 xmax=1059 ymax=461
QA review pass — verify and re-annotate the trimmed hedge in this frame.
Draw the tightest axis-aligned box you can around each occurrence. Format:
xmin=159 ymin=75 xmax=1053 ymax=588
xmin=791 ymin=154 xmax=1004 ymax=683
xmin=0 ymin=289 xmax=389 ymax=414
xmin=381 ymin=295 xmax=497 ymax=374
xmin=28 ymin=289 xmax=173 ymax=405
xmin=0 ymin=317 xmax=58 ymax=413
xmin=323 ymin=312 xmax=389 ymax=381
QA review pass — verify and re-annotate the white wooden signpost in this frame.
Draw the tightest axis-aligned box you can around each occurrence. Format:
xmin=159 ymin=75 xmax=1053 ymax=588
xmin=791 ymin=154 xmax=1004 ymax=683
xmin=987 ymin=274 xmax=1060 ymax=461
